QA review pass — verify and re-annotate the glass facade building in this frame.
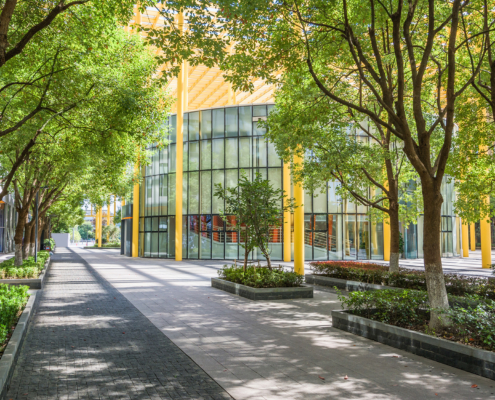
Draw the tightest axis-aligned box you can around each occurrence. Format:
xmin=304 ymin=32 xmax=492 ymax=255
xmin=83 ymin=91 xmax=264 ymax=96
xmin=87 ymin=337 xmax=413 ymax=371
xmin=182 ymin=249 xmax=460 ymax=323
xmin=136 ymin=104 xmax=460 ymax=261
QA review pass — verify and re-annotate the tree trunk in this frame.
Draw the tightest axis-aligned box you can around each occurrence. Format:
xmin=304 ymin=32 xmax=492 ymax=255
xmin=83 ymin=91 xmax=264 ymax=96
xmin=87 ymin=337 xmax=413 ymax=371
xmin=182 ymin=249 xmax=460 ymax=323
xmin=14 ymin=213 xmax=28 ymax=266
xmin=388 ymin=202 xmax=400 ymax=272
xmin=23 ymin=222 xmax=32 ymax=260
xmin=265 ymin=253 xmax=272 ymax=270
xmin=422 ymin=184 xmax=450 ymax=329
xmin=38 ymin=219 xmax=45 ymax=251
xmin=29 ymin=220 xmax=36 ymax=256
xmin=243 ymin=238 xmax=248 ymax=272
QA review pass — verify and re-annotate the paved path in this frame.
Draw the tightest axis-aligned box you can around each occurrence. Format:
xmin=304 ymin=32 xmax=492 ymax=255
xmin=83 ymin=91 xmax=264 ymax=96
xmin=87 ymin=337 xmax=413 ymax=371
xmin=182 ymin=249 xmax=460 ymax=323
xmin=7 ymin=248 xmax=232 ymax=400
xmin=71 ymin=248 xmax=494 ymax=400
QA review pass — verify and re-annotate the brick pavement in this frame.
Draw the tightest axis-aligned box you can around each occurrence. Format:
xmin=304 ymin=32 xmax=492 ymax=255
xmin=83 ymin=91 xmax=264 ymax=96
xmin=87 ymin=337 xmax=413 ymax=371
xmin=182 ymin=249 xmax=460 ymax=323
xmin=75 ymin=248 xmax=495 ymax=400
xmin=6 ymin=248 xmax=232 ymax=400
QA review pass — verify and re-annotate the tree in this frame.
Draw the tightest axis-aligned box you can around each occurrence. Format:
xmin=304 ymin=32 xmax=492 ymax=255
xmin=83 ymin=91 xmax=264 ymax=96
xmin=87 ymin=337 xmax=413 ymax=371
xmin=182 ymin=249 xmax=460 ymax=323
xmin=0 ymin=1 xmax=140 ymax=198
xmin=266 ymin=72 xmax=422 ymax=271
xmin=149 ymin=0 xmax=491 ymax=329
xmin=78 ymin=222 xmax=94 ymax=240
xmin=3 ymin=17 xmax=169 ymax=265
xmin=215 ymin=171 xmax=295 ymax=270
xmin=102 ymin=224 xmax=119 ymax=243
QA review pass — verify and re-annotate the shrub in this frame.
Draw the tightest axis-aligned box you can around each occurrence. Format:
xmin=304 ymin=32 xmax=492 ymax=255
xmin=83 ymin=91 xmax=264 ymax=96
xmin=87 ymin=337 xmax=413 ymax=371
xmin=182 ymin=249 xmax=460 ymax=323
xmin=0 ymin=250 xmax=50 ymax=279
xmin=311 ymin=261 xmax=495 ymax=300
xmin=0 ymin=284 xmax=30 ymax=344
xmin=339 ymin=289 xmax=430 ymax=327
xmin=219 ymin=265 xmax=304 ymax=288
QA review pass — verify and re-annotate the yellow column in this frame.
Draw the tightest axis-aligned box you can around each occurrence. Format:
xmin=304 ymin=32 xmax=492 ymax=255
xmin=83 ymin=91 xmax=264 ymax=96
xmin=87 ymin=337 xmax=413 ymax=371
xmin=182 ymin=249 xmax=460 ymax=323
xmin=132 ymin=163 xmax=140 ymax=257
xmin=383 ymin=181 xmax=391 ymax=261
xmin=283 ymin=161 xmax=291 ymax=262
xmin=98 ymin=206 xmax=102 ymax=248
xmin=462 ymin=221 xmax=469 ymax=257
xmin=470 ymin=223 xmax=476 ymax=251
xmin=175 ymin=12 xmax=187 ymax=261
xmin=95 ymin=209 xmax=99 ymax=244
xmin=293 ymin=153 xmax=304 ymax=274
xmin=480 ymin=199 xmax=492 ymax=268
xmin=113 ymin=196 xmax=116 ymax=224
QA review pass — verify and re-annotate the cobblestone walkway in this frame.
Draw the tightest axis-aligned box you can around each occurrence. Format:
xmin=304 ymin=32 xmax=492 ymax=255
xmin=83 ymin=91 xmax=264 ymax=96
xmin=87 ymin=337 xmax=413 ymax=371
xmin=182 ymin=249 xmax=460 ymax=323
xmin=7 ymin=248 xmax=232 ymax=400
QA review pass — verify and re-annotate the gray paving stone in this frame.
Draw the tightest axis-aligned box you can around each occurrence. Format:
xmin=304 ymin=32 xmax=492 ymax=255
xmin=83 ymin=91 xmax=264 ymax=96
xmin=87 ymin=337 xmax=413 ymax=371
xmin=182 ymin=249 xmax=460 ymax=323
xmin=6 ymin=249 xmax=232 ymax=400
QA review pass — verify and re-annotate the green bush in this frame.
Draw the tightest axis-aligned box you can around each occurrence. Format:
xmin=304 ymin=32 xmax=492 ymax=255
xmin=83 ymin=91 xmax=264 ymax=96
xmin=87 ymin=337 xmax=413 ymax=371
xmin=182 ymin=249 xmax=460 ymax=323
xmin=91 ymin=241 xmax=120 ymax=248
xmin=0 ymin=284 xmax=30 ymax=344
xmin=44 ymin=238 xmax=55 ymax=250
xmin=311 ymin=261 xmax=495 ymax=300
xmin=339 ymin=289 xmax=430 ymax=327
xmin=219 ymin=265 xmax=304 ymax=288
xmin=0 ymin=250 xmax=50 ymax=279
xmin=340 ymin=289 xmax=495 ymax=351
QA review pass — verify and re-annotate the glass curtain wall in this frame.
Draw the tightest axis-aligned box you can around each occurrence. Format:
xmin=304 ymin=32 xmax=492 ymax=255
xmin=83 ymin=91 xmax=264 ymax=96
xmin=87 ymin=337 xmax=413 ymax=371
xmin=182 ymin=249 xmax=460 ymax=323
xmin=137 ymin=104 xmax=457 ymax=260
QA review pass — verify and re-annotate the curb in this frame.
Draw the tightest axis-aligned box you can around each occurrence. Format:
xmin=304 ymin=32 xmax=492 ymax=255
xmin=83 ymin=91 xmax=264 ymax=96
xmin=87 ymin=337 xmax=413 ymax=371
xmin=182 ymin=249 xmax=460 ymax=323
xmin=332 ymin=309 xmax=495 ymax=380
xmin=82 ymin=247 xmax=120 ymax=250
xmin=305 ymin=274 xmax=398 ymax=292
xmin=0 ymin=290 xmax=39 ymax=398
xmin=211 ymin=278 xmax=313 ymax=300
xmin=0 ymin=257 xmax=51 ymax=290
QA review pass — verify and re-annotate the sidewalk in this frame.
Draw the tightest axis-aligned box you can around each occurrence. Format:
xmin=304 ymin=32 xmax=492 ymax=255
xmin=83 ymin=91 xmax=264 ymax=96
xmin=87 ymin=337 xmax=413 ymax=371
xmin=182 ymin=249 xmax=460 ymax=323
xmin=7 ymin=248 xmax=232 ymax=399
xmin=70 ymin=248 xmax=493 ymax=400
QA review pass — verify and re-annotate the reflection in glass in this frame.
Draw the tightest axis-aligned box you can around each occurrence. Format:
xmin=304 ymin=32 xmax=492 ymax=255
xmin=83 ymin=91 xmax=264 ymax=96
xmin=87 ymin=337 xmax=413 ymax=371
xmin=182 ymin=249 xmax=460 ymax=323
xmin=328 ymin=214 xmax=343 ymax=260
xmin=357 ymin=215 xmax=370 ymax=260
xmin=226 ymin=107 xmax=238 ymax=137
xmin=213 ymin=109 xmax=224 ymax=138
xmin=201 ymin=110 xmax=212 ymax=139
xmin=344 ymin=215 xmax=356 ymax=260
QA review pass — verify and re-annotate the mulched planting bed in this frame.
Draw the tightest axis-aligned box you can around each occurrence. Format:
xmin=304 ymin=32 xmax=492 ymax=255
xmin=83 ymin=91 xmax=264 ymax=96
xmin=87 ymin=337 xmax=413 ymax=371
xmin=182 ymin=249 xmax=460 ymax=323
xmin=310 ymin=260 xmax=495 ymax=300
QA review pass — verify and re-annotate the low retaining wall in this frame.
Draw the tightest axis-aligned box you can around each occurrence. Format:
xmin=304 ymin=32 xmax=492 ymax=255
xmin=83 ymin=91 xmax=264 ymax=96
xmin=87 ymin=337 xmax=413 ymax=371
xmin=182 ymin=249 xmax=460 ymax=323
xmin=305 ymin=274 xmax=397 ymax=292
xmin=211 ymin=278 xmax=313 ymax=300
xmin=83 ymin=247 xmax=120 ymax=250
xmin=0 ymin=291 xmax=39 ymax=398
xmin=332 ymin=310 xmax=495 ymax=380
xmin=0 ymin=257 xmax=50 ymax=290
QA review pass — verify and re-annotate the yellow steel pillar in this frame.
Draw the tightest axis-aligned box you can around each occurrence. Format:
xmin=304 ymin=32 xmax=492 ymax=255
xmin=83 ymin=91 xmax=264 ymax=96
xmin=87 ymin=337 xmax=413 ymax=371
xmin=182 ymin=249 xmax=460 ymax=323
xmin=98 ymin=206 xmax=102 ymax=248
xmin=175 ymin=12 xmax=187 ymax=261
xmin=132 ymin=163 xmax=140 ymax=257
xmin=113 ymin=196 xmax=116 ymax=224
xmin=480 ymin=198 xmax=492 ymax=268
xmin=383 ymin=182 xmax=390 ymax=261
xmin=470 ymin=223 xmax=476 ymax=251
xmin=293 ymin=153 xmax=304 ymax=274
xmin=462 ymin=220 xmax=469 ymax=258
xmin=283 ymin=161 xmax=291 ymax=262
xmin=95 ymin=208 xmax=99 ymax=244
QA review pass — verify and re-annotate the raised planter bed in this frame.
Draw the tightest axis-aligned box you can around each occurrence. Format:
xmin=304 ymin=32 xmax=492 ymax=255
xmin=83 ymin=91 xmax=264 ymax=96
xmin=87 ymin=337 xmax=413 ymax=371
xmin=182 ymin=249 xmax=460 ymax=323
xmin=0 ymin=257 xmax=50 ymax=290
xmin=0 ymin=291 xmax=39 ymax=398
xmin=83 ymin=247 xmax=120 ymax=249
xmin=211 ymin=278 xmax=313 ymax=300
xmin=332 ymin=309 xmax=495 ymax=380
xmin=305 ymin=274 xmax=399 ymax=292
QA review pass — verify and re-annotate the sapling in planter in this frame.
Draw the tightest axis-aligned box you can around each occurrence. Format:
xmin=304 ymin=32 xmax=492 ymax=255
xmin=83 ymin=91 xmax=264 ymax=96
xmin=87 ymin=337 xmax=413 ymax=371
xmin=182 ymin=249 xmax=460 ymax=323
xmin=214 ymin=171 xmax=296 ymax=270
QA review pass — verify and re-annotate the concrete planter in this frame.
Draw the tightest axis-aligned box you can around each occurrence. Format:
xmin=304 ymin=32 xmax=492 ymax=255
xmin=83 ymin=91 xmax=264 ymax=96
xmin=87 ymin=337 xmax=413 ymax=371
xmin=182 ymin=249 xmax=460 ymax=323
xmin=211 ymin=278 xmax=313 ymax=300
xmin=0 ymin=291 xmax=39 ymax=398
xmin=305 ymin=274 xmax=399 ymax=292
xmin=0 ymin=257 xmax=50 ymax=290
xmin=83 ymin=247 xmax=120 ymax=250
xmin=332 ymin=309 xmax=495 ymax=380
